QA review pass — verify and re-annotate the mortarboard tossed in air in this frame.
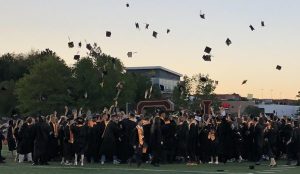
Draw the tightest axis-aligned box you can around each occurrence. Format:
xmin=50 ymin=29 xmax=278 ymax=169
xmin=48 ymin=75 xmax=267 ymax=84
xmin=68 ymin=37 xmax=74 ymax=48
xmin=126 ymin=3 xmax=129 ymax=8
xmin=84 ymin=92 xmax=88 ymax=99
xmin=261 ymin=21 xmax=265 ymax=27
xmin=202 ymin=55 xmax=211 ymax=61
xmin=242 ymin=80 xmax=248 ymax=85
xmin=106 ymin=31 xmax=112 ymax=37
xmin=135 ymin=22 xmax=140 ymax=29
xmin=127 ymin=52 xmax=137 ymax=58
xmin=276 ymin=65 xmax=282 ymax=70
xmin=204 ymin=46 xmax=212 ymax=54
xmin=68 ymin=41 xmax=74 ymax=48
xmin=159 ymin=85 xmax=165 ymax=91
xmin=200 ymin=11 xmax=205 ymax=19
xmin=78 ymin=42 xmax=82 ymax=48
xmin=249 ymin=25 xmax=255 ymax=31
xmin=74 ymin=55 xmax=80 ymax=61
xmin=145 ymin=23 xmax=149 ymax=29
xmin=152 ymin=31 xmax=158 ymax=38
xmin=86 ymin=43 xmax=92 ymax=51
xmin=167 ymin=29 xmax=171 ymax=34
xmin=226 ymin=38 xmax=232 ymax=46
xmin=200 ymin=77 xmax=207 ymax=82
xmin=215 ymin=81 xmax=219 ymax=85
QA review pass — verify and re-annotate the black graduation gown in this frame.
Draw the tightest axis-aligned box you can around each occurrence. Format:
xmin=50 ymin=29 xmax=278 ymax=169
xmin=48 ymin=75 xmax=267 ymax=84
xmin=218 ymin=119 xmax=233 ymax=161
xmin=150 ymin=126 xmax=162 ymax=164
xmin=7 ymin=125 xmax=16 ymax=151
xmin=119 ymin=118 xmax=137 ymax=162
xmin=161 ymin=121 xmax=177 ymax=163
xmin=17 ymin=123 xmax=33 ymax=155
xmin=100 ymin=121 xmax=120 ymax=159
xmin=32 ymin=121 xmax=51 ymax=163
xmin=92 ymin=121 xmax=105 ymax=161
xmin=253 ymin=123 xmax=264 ymax=161
xmin=48 ymin=122 xmax=59 ymax=159
xmin=176 ymin=121 xmax=189 ymax=158
xmin=188 ymin=122 xmax=198 ymax=161
xmin=72 ymin=124 xmax=88 ymax=155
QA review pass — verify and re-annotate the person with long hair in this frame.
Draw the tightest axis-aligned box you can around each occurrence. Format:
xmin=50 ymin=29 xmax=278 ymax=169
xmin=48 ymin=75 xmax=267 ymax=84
xmin=7 ymin=120 xmax=16 ymax=157
xmin=150 ymin=116 xmax=162 ymax=167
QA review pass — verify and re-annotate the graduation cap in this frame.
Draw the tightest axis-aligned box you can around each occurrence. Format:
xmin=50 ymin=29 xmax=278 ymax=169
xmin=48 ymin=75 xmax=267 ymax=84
xmin=68 ymin=41 xmax=74 ymax=48
xmin=167 ymin=29 xmax=171 ymax=34
xmin=135 ymin=22 xmax=140 ymax=29
xmin=159 ymin=85 xmax=165 ymax=91
xmin=242 ymin=80 xmax=248 ymax=85
xmin=78 ymin=42 xmax=82 ymax=48
xmin=261 ymin=21 xmax=265 ymax=27
xmin=200 ymin=11 xmax=205 ymax=19
xmin=126 ymin=3 xmax=129 ymax=7
xmin=215 ymin=81 xmax=219 ymax=85
xmin=86 ymin=43 xmax=92 ymax=51
xmin=202 ymin=55 xmax=211 ymax=61
xmin=200 ymin=77 xmax=207 ymax=82
xmin=276 ymin=65 xmax=282 ymax=70
xmin=127 ymin=52 xmax=133 ymax=58
xmin=152 ymin=31 xmax=158 ymax=38
xmin=204 ymin=46 xmax=212 ymax=54
xmin=226 ymin=38 xmax=232 ymax=46
xmin=145 ymin=23 xmax=149 ymax=29
xmin=106 ymin=31 xmax=111 ymax=37
xmin=74 ymin=55 xmax=80 ymax=61
xmin=84 ymin=92 xmax=88 ymax=99
xmin=249 ymin=25 xmax=255 ymax=31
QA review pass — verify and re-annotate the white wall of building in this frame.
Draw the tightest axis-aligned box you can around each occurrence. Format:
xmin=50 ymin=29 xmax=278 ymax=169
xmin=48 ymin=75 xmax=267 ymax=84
xmin=256 ymin=104 xmax=300 ymax=117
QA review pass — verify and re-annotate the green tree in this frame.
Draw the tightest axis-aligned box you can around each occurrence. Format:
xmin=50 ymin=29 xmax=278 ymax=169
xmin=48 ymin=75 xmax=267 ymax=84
xmin=172 ymin=75 xmax=192 ymax=110
xmin=15 ymin=56 xmax=73 ymax=116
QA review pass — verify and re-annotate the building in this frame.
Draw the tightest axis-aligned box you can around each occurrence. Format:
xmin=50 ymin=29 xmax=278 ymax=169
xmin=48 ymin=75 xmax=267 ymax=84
xmin=126 ymin=66 xmax=182 ymax=93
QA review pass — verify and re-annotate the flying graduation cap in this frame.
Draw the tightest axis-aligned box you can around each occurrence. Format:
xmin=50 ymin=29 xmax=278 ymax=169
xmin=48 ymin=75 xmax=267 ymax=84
xmin=167 ymin=29 xmax=171 ymax=34
xmin=200 ymin=11 xmax=205 ymax=19
xmin=204 ymin=46 xmax=212 ymax=54
xmin=84 ymin=92 xmax=88 ymax=99
xmin=261 ymin=21 xmax=265 ymax=27
xmin=74 ymin=54 xmax=80 ymax=61
xmin=145 ymin=23 xmax=149 ymax=29
xmin=127 ymin=52 xmax=137 ymax=58
xmin=242 ymin=80 xmax=248 ymax=85
xmin=249 ymin=25 xmax=255 ymax=31
xmin=68 ymin=37 xmax=74 ymax=48
xmin=159 ymin=85 xmax=165 ymax=91
xmin=226 ymin=38 xmax=232 ymax=46
xmin=78 ymin=42 xmax=82 ymax=48
xmin=106 ymin=31 xmax=112 ymax=37
xmin=135 ymin=22 xmax=140 ymax=29
xmin=276 ymin=65 xmax=282 ymax=70
xmin=202 ymin=55 xmax=211 ymax=61
xmin=200 ymin=77 xmax=208 ymax=82
xmin=126 ymin=3 xmax=129 ymax=8
xmin=86 ymin=43 xmax=92 ymax=51
xmin=152 ymin=31 xmax=158 ymax=38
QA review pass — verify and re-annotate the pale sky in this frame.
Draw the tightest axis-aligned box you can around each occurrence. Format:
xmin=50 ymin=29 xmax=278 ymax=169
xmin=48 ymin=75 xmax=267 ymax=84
xmin=0 ymin=0 xmax=300 ymax=99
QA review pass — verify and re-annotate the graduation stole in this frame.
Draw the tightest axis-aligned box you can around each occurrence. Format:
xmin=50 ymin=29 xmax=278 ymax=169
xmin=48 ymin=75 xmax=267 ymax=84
xmin=101 ymin=120 xmax=110 ymax=138
xmin=137 ymin=125 xmax=144 ymax=146
xmin=69 ymin=125 xmax=74 ymax=144
xmin=51 ymin=122 xmax=58 ymax=138
xmin=208 ymin=130 xmax=216 ymax=141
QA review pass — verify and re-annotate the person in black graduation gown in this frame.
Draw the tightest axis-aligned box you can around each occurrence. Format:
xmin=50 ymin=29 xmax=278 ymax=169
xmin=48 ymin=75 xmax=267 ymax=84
xmin=264 ymin=121 xmax=278 ymax=167
xmin=100 ymin=114 xmax=120 ymax=165
xmin=7 ymin=120 xmax=16 ymax=156
xmin=187 ymin=115 xmax=198 ymax=165
xmin=61 ymin=117 xmax=74 ymax=165
xmin=161 ymin=115 xmax=176 ymax=164
xmin=119 ymin=113 xmax=137 ymax=163
xmin=284 ymin=119 xmax=294 ymax=165
xmin=18 ymin=117 xmax=34 ymax=163
xmin=176 ymin=116 xmax=189 ymax=163
xmin=253 ymin=117 xmax=265 ymax=165
xmin=0 ymin=128 xmax=5 ymax=163
xmin=92 ymin=114 xmax=106 ymax=163
xmin=150 ymin=116 xmax=162 ymax=167
xmin=71 ymin=117 xmax=88 ymax=166
xmin=217 ymin=116 xmax=233 ymax=163
xmin=142 ymin=117 xmax=151 ymax=162
xmin=131 ymin=117 xmax=145 ymax=167
xmin=292 ymin=121 xmax=300 ymax=166
xmin=32 ymin=116 xmax=51 ymax=165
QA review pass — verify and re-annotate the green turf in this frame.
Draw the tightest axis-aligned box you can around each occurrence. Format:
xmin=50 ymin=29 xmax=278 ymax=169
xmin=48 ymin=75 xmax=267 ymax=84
xmin=0 ymin=146 xmax=299 ymax=174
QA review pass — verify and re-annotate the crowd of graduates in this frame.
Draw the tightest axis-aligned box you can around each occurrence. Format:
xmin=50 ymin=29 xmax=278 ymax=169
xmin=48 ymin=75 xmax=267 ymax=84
xmin=0 ymin=106 xmax=300 ymax=168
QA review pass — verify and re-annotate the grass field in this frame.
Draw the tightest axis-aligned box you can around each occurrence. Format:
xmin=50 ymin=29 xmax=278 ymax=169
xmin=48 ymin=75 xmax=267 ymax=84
xmin=0 ymin=146 xmax=299 ymax=174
